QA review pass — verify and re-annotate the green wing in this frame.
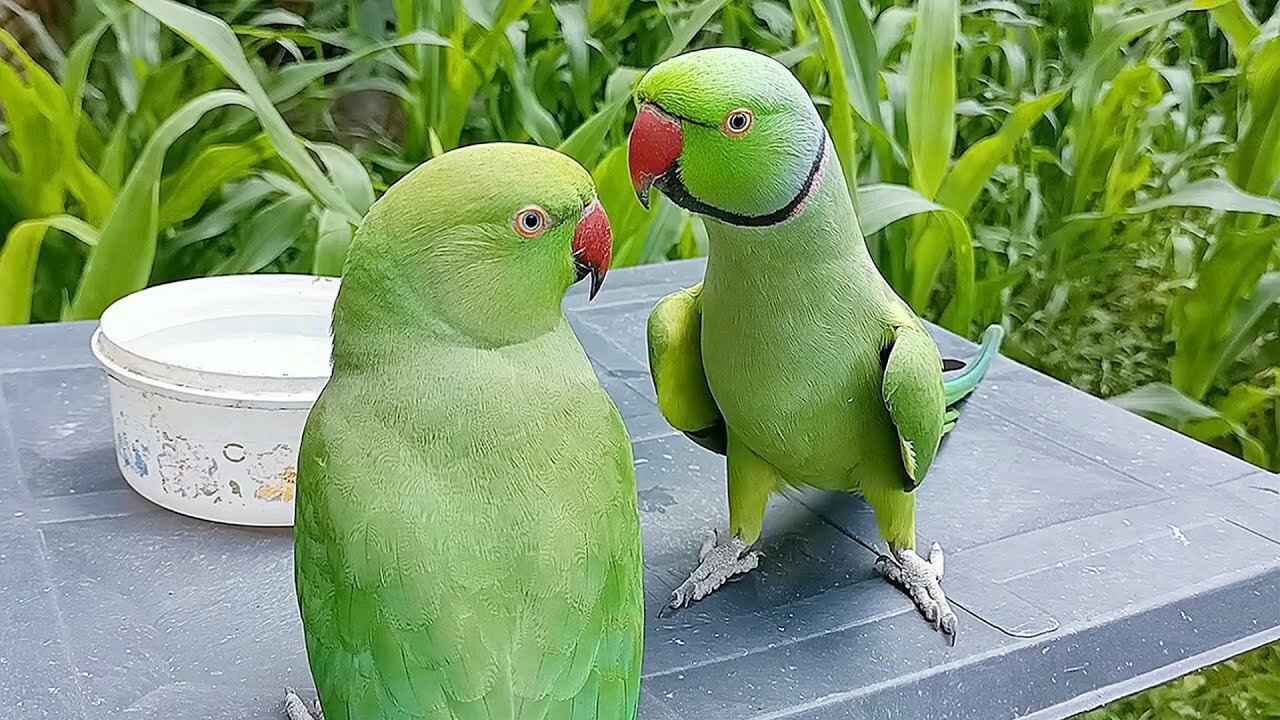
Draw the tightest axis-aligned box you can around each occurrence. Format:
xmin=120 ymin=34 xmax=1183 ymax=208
xmin=647 ymin=282 xmax=726 ymax=455
xmin=294 ymin=383 xmax=643 ymax=720
xmin=880 ymin=322 xmax=948 ymax=490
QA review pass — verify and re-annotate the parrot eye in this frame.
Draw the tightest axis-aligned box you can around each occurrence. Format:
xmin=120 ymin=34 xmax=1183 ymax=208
xmin=722 ymin=108 xmax=754 ymax=137
xmin=512 ymin=205 xmax=550 ymax=238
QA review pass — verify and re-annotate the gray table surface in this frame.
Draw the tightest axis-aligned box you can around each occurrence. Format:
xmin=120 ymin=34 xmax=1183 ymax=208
xmin=1 ymin=258 xmax=1277 ymax=720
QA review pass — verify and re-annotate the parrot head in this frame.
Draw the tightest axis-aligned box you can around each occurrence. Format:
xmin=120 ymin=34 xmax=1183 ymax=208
xmin=342 ymin=142 xmax=612 ymax=345
xmin=627 ymin=47 xmax=827 ymax=227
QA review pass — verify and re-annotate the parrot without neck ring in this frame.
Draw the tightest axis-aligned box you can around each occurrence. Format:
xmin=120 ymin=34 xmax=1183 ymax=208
xmin=627 ymin=47 xmax=1004 ymax=642
xmin=289 ymin=142 xmax=643 ymax=720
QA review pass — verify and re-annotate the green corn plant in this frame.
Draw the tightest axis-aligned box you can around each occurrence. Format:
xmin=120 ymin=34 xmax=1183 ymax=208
xmin=3 ymin=0 xmax=1277 ymax=473
xmin=0 ymin=1 xmax=401 ymax=323
xmin=69 ymin=89 xmax=257 ymax=320
xmin=988 ymin=5 xmax=1280 ymax=469
xmin=1136 ymin=36 xmax=1280 ymax=468
xmin=803 ymin=0 xmax=1066 ymax=335
xmin=127 ymin=0 xmax=361 ymax=223
xmin=807 ymin=0 xmax=884 ymax=192
xmin=0 ymin=26 xmax=110 ymax=324
xmin=1196 ymin=0 xmax=1262 ymax=61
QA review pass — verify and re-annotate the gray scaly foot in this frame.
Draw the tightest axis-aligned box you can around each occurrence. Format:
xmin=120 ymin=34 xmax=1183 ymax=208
xmin=663 ymin=528 xmax=760 ymax=616
xmin=875 ymin=542 xmax=958 ymax=645
xmin=284 ymin=688 xmax=323 ymax=720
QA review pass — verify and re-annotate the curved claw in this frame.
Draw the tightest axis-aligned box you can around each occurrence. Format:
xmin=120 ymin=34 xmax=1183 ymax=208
xmin=661 ymin=529 xmax=760 ymax=618
xmin=876 ymin=544 xmax=958 ymax=645
xmin=284 ymin=689 xmax=317 ymax=720
xmin=661 ymin=591 xmax=689 ymax=619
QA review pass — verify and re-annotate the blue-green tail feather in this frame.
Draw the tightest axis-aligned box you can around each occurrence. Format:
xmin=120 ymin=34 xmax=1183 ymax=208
xmin=943 ymin=324 xmax=1004 ymax=406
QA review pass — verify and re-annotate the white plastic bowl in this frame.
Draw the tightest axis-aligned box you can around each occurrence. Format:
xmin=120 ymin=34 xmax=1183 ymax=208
xmin=90 ymin=274 xmax=339 ymax=526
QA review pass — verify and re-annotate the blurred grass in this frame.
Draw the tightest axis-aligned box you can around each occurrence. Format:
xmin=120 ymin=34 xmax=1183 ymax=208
xmin=1077 ymin=640 xmax=1280 ymax=720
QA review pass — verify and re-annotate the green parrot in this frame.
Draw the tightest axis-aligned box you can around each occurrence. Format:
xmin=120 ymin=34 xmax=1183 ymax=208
xmin=287 ymin=142 xmax=644 ymax=720
xmin=626 ymin=47 xmax=1004 ymax=642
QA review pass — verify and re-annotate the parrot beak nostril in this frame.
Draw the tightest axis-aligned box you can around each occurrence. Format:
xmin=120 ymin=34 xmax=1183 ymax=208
xmin=572 ymin=199 xmax=612 ymax=301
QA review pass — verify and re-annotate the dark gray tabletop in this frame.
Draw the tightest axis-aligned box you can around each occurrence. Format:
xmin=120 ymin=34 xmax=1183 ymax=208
xmin=2 ymin=258 xmax=1277 ymax=720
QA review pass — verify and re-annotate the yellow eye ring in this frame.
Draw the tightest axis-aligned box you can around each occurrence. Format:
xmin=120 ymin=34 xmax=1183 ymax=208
xmin=513 ymin=205 xmax=550 ymax=238
xmin=722 ymin=108 xmax=754 ymax=137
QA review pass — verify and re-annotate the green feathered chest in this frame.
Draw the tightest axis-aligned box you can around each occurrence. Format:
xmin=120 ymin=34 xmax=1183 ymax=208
xmin=294 ymin=323 xmax=643 ymax=718
xmin=699 ymin=255 xmax=900 ymax=486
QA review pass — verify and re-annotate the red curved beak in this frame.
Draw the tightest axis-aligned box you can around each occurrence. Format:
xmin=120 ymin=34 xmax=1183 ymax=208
xmin=572 ymin=198 xmax=611 ymax=301
xmin=628 ymin=103 xmax=683 ymax=209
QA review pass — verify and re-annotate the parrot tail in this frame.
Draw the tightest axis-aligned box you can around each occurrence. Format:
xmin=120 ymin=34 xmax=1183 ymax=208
xmin=943 ymin=324 xmax=1004 ymax=406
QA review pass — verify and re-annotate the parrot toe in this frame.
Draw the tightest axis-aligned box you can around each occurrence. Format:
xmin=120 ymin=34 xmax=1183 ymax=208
xmin=662 ymin=529 xmax=761 ymax=617
xmin=284 ymin=688 xmax=323 ymax=720
xmin=876 ymin=544 xmax=958 ymax=646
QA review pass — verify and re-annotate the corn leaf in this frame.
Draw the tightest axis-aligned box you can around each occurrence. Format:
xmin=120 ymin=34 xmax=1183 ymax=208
xmin=313 ymin=208 xmax=354 ymax=277
xmin=158 ymin=134 xmax=275 ymax=229
xmin=587 ymin=0 xmax=632 ymax=30
xmin=266 ymin=29 xmax=451 ymax=103
xmin=1070 ymin=3 xmax=1193 ymax=126
xmin=1169 ymin=225 xmax=1277 ymax=399
xmin=168 ymin=176 xmax=278 ymax=252
xmin=1193 ymin=0 xmax=1260 ymax=61
xmin=810 ymin=0 xmax=860 ymax=189
xmin=875 ymin=6 xmax=914 ymax=62
xmin=1232 ymin=36 xmax=1280 ymax=198
xmin=1216 ymin=272 xmax=1280 ymax=387
xmin=813 ymin=0 xmax=883 ymax=130
xmin=127 ymin=0 xmax=360 ymax=224
xmin=1068 ymin=63 xmax=1164 ymax=214
xmin=594 ymin=145 xmax=658 ymax=267
xmin=215 ymin=193 xmax=314 ymax=275
xmin=1111 ymin=383 xmax=1224 ymax=422
xmin=1128 ymin=178 xmax=1280 ymax=217
xmin=97 ymin=0 xmax=160 ymax=115
xmin=777 ymin=30 xmax=822 ymax=63
xmin=936 ymin=88 xmax=1067 ymax=215
xmin=70 ymin=90 xmax=254 ymax=321
xmin=0 ymin=217 xmax=99 ymax=325
xmin=99 ymin=115 xmax=131 ymax=189
xmin=638 ymin=198 xmax=692 ymax=265
xmin=310 ymin=142 xmax=376 ymax=216
xmin=0 ymin=25 xmax=114 ymax=229
xmin=61 ymin=19 xmax=110 ymax=128
xmin=1111 ymin=383 xmax=1269 ymax=466
xmin=504 ymin=21 xmax=563 ymax=146
xmin=0 ymin=31 xmax=73 ymax=217
xmin=905 ymin=0 xmax=958 ymax=198
xmin=559 ymin=93 xmax=629 ymax=168
xmin=658 ymin=0 xmax=730 ymax=62
xmin=858 ymin=183 xmax=975 ymax=331
xmin=558 ymin=67 xmax=644 ymax=168
xmin=553 ymin=2 xmax=594 ymax=116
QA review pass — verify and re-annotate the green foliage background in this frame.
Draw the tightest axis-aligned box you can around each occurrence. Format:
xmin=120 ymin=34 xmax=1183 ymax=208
xmin=0 ymin=1 xmax=1275 ymax=716
xmin=1081 ymin=642 xmax=1280 ymax=720
xmin=1 ymin=0 xmax=1275 ymax=475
